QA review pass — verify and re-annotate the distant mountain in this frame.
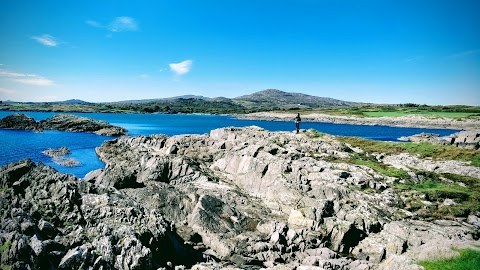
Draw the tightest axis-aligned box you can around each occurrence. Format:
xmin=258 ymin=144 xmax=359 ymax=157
xmin=233 ymin=89 xmax=356 ymax=109
xmin=53 ymin=99 xmax=91 ymax=105
xmin=112 ymin=95 xmax=211 ymax=104
xmin=162 ymin=95 xmax=212 ymax=101
xmin=2 ymin=89 xmax=357 ymax=111
xmin=1 ymin=99 xmax=91 ymax=104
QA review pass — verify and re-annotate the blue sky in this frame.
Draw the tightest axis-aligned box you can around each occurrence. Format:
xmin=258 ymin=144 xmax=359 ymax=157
xmin=0 ymin=0 xmax=479 ymax=105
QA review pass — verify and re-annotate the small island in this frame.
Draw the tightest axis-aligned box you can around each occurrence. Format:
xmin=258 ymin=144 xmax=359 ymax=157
xmin=0 ymin=113 xmax=127 ymax=136
xmin=43 ymin=147 xmax=81 ymax=167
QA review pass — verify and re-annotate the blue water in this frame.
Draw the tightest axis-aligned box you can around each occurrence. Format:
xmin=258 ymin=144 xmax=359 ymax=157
xmin=0 ymin=111 xmax=459 ymax=178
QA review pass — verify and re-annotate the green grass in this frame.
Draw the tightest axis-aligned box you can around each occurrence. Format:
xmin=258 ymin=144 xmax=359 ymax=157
xmin=349 ymin=153 xmax=409 ymax=179
xmin=337 ymin=136 xmax=480 ymax=167
xmin=362 ymin=111 xmax=479 ymax=118
xmin=288 ymin=104 xmax=480 ymax=119
xmin=305 ymin=128 xmax=326 ymax=138
xmin=418 ymin=248 xmax=480 ymax=270
xmin=0 ymin=241 xmax=11 ymax=252
xmin=394 ymin=171 xmax=480 ymax=218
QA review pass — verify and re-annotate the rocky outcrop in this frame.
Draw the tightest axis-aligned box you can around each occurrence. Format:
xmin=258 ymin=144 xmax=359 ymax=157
xmin=238 ymin=112 xmax=480 ymax=130
xmin=0 ymin=159 xmax=204 ymax=269
xmin=0 ymin=114 xmax=39 ymax=131
xmin=0 ymin=113 xmax=127 ymax=136
xmin=399 ymin=130 xmax=480 ymax=150
xmin=43 ymin=147 xmax=71 ymax=158
xmin=1 ymin=127 xmax=479 ymax=269
xmin=42 ymin=147 xmax=81 ymax=167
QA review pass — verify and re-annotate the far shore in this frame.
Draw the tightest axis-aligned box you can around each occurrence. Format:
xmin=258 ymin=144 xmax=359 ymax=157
xmin=237 ymin=111 xmax=480 ymax=130
xmin=2 ymin=109 xmax=479 ymax=131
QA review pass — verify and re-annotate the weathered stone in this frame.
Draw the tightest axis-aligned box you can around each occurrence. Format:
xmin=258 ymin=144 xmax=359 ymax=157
xmin=1 ymin=127 xmax=479 ymax=270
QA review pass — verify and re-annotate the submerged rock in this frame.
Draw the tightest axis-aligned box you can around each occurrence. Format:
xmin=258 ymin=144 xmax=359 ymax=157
xmin=0 ymin=113 xmax=127 ymax=136
xmin=43 ymin=147 xmax=71 ymax=158
xmin=43 ymin=147 xmax=81 ymax=167
xmin=1 ymin=127 xmax=479 ymax=269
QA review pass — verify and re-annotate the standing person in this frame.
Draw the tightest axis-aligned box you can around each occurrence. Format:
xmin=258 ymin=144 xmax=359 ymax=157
xmin=295 ymin=113 xmax=301 ymax=133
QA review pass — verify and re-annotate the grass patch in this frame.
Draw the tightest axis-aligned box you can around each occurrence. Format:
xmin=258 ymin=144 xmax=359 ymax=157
xmin=363 ymin=111 xmax=478 ymax=118
xmin=0 ymin=241 xmax=11 ymax=252
xmin=418 ymin=248 xmax=480 ymax=270
xmin=394 ymin=171 xmax=480 ymax=218
xmin=305 ymin=128 xmax=325 ymax=138
xmin=337 ymin=136 xmax=480 ymax=167
xmin=349 ymin=153 xmax=409 ymax=179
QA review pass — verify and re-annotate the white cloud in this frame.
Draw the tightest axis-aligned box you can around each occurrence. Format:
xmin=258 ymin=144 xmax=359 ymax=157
xmin=0 ymin=70 xmax=40 ymax=78
xmin=0 ymin=87 xmax=16 ymax=94
xmin=139 ymin=74 xmax=149 ymax=78
xmin=108 ymin=17 xmax=138 ymax=32
xmin=85 ymin=20 xmax=102 ymax=28
xmin=15 ymin=78 xmax=54 ymax=86
xmin=169 ymin=60 xmax=193 ymax=75
xmin=31 ymin=34 xmax=58 ymax=47
xmin=0 ymin=69 xmax=54 ymax=86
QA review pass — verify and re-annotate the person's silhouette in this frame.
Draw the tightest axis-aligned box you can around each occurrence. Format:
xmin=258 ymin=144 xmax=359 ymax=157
xmin=295 ymin=113 xmax=301 ymax=133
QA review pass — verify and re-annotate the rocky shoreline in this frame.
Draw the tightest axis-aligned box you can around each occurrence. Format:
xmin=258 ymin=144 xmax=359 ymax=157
xmin=399 ymin=129 xmax=480 ymax=150
xmin=237 ymin=112 xmax=480 ymax=130
xmin=1 ymin=127 xmax=479 ymax=269
xmin=0 ymin=114 xmax=127 ymax=136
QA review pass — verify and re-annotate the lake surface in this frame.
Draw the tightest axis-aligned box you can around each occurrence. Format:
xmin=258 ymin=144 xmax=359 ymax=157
xmin=0 ymin=111 xmax=459 ymax=178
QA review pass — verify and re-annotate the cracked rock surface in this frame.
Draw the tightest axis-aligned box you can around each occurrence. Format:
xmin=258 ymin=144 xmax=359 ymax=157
xmin=1 ymin=127 xmax=479 ymax=269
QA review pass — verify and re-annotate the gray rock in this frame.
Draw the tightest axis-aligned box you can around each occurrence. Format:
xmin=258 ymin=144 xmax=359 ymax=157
xmin=0 ymin=113 xmax=38 ymax=130
xmin=1 ymin=127 xmax=479 ymax=270
xmin=0 ymin=113 xmax=127 ymax=136
xmin=399 ymin=129 xmax=480 ymax=150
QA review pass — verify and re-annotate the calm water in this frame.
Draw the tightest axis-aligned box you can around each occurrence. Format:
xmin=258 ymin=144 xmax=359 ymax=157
xmin=0 ymin=111 xmax=459 ymax=178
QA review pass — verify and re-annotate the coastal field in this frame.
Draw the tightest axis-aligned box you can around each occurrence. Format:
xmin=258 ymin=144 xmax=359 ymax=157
xmin=292 ymin=104 xmax=480 ymax=119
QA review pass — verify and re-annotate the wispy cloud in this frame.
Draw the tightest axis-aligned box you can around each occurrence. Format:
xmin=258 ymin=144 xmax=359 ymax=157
xmin=139 ymin=74 xmax=149 ymax=78
xmin=31 ymin=34 xmax=58 ymax=47
xmin=0 ymin=70 xmax=36 ymax=77
xmin=446 ymin=49 xmax=480 ymax=59
xmin=169 ymin=60 xmax=193 ymax=75
xmin=15 ymin=78 xmax=54 ymax=86
xmin=0 ymin=69 xmax=54 ymax=86
xmin=0 ymin=87 xmax=16 ymax=95
xmin=108 ymin=16 xmax=138 ymax=32
xmin=87 ymin=16 xmax=138 ymax=33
